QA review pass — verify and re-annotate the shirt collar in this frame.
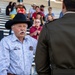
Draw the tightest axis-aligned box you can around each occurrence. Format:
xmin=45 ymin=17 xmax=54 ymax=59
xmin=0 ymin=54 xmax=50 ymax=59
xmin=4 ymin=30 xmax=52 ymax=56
xmin=11 ymin=34 xmax=28 ymax=42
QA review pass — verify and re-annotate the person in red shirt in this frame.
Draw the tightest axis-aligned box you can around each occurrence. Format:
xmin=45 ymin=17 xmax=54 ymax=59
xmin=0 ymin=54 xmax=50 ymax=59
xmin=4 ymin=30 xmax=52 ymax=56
xmin=17 ymin=4 xmax=26 ymax=14
xmin=30 ymin=19 xmax=42 ymax=40
xmin=32 ymin=6 xmax=45 ymax=20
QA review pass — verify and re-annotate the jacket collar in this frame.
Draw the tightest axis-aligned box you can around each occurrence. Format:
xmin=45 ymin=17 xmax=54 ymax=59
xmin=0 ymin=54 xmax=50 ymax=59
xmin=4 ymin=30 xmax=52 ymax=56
xmin=62 ymin=11 xmax=75 ymax=18
xmin=64 ymin=11 xmax=75 ymax=15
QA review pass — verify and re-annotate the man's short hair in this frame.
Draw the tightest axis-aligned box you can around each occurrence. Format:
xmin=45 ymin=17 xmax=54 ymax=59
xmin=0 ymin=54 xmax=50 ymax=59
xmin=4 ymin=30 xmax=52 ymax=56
xmin=63 ymin=0 xmax=75 ymax=11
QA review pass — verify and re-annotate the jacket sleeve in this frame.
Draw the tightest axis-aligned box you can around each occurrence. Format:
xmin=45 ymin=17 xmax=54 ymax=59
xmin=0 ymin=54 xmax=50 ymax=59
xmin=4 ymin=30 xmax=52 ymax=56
xmin=0 ymin=39 xmax=10 ymax=75
xmin=35 ymin=25 xmax=51 ymax=75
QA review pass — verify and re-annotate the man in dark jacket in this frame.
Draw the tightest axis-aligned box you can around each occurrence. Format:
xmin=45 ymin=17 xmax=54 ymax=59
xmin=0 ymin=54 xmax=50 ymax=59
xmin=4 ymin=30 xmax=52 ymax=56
xmin=35 ymin=0 xmax=75 ymax=75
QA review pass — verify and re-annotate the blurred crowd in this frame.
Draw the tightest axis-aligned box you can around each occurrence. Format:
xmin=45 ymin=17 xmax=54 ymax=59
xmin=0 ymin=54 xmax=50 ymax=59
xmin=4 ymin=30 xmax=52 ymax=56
xmin=5 ymin=1 xmax=64 ymax=40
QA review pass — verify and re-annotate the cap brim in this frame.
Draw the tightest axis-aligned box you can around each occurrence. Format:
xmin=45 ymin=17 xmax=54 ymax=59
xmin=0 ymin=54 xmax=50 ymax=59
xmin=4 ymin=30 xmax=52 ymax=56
xmin=5 ymin=20 xmax=32 ymax=29
xmin=5 ymin=20 xmax=12 ymax=29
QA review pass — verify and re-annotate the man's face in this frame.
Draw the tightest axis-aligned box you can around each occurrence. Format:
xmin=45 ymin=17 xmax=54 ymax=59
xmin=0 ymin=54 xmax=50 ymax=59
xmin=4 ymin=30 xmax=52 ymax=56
xmin=12 ymin=23 xmax=27 ymax=38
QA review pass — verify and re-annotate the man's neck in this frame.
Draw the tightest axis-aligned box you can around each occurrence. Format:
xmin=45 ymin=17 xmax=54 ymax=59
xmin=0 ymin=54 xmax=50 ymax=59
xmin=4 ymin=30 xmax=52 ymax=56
xmin=18 ymin=37 xmax=24 ymax=43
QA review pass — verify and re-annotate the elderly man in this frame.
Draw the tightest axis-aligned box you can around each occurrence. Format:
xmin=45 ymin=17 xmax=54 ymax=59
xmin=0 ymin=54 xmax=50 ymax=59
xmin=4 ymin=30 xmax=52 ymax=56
xmin=0 ymin=13 xmax=37 ymax=75
xmin=35 ymin=0 xmax=75 ymax=75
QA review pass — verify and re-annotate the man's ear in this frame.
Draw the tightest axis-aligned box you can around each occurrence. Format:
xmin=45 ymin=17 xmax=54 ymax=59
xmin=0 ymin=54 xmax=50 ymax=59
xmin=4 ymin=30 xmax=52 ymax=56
xmin=62 ymin=2 xmax=65 ymax=9
xmin=62 ymin=2 xmax=66 ymax=13
xmin=11 ymin=25 xmax=15 ymax=31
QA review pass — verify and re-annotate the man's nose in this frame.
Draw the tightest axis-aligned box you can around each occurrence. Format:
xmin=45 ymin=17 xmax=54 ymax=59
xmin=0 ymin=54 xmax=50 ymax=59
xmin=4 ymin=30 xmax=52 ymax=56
xmin=20 ymin=27 xmax=25 ymax=30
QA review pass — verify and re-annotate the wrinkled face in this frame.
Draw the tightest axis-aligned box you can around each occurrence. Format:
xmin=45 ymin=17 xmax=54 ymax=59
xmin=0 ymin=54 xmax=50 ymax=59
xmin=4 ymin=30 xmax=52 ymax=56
xmin=12 ymin=23 xmax=27 ymax=39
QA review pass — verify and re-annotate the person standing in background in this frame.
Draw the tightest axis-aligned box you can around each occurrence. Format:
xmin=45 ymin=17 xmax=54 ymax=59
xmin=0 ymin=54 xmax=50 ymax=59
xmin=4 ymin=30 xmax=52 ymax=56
xmin=46 ymin=6 xmax=55 ymax=21
xmin=46 ymin=14 xmax=54 ymax=23
xmin=30 ymin=19 xmax=42 ymax=40
xmin=6 ymin=1 xmax=12 ymax=16
xmin=10 ymin=2 xmax=17 ymax=19
xmin=28 ymin=3 xmax=36 ymax=20
xmin=40 ymin=5 xmax=45 ymax=15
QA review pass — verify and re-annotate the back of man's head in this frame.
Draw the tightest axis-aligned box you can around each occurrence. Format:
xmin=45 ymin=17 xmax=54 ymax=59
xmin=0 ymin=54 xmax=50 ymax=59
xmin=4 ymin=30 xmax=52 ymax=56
xmin=63 ymin=0 xmax=75 ymax=11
